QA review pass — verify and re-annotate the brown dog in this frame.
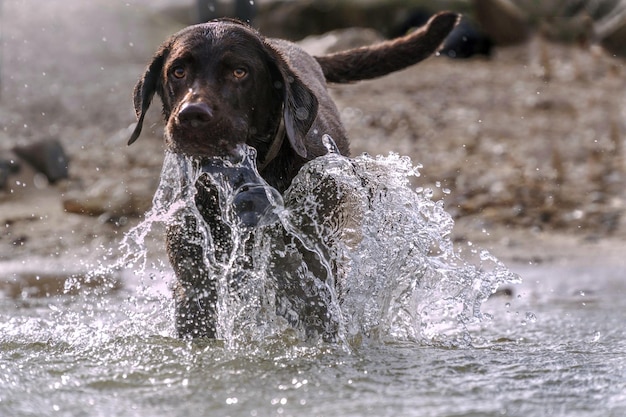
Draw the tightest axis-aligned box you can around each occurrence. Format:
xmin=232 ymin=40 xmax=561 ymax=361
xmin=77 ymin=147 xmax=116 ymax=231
xmin=129 ymin=13 xmax=458 ymax=339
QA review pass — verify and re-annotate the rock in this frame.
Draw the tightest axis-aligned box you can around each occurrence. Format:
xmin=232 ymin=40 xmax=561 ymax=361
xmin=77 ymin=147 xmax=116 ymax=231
xmin=257 ymin=0 xmax=471 ymax=40
xmin=62 ymin=175 xmax=155 ymax=219
xmin=472 ymin=0 xmax=530 ymax=45
xmin=0 ymin=155 xmax=21 ymax=190
xmin=194 ymin=0 xmax=257 ymax=24
xmin=472 ymin=0 xmax=626 ymax=54
xmin=0 ymin=165 xmax=7 ymax=190
xmin=596 ymin=7 xmax=626 ymax=57
xmin=441 ymin=16 xmax=494 ymax=58
xmin=388 ymin=8 xmax=433 ymax=38
xmin=13 ymin=139 xmax=69 ymax=184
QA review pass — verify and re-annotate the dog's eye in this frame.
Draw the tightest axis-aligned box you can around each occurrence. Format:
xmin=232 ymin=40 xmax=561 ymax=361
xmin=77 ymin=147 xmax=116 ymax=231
xmin=233 ymin=68 xmax=247 ymax=79
xmin=172 ymin=66 xmax=186 ymax=79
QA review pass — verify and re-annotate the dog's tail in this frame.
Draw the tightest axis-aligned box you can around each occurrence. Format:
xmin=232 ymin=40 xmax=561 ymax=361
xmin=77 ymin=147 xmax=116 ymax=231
xmin=315 ymin=12 xmax=459 ymax=83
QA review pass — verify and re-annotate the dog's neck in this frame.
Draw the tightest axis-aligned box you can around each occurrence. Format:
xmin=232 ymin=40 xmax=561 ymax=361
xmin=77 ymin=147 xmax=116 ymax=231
xmin=257 ymin=116 xmax=285 ymax=172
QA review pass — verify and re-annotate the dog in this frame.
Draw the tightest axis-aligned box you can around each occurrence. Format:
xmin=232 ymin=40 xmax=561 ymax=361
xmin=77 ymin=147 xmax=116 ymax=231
xmin=128 ymin=12 xmax=458 ymax=339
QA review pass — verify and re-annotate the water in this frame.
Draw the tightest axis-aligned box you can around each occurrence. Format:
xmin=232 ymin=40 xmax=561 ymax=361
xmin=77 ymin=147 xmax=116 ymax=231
xmin=1 ymin=141 xmax=625 ymax=417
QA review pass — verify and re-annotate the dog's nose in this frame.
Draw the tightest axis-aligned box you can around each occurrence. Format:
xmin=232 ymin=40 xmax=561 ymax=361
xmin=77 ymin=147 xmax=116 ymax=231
xmin=177 ymin=102 xmax=213 ymax=127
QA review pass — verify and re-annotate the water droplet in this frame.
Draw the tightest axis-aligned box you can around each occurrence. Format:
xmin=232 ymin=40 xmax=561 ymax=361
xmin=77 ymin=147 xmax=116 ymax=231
xmin=525 ymin=312 xmax=537 ymax=323
xmin=322 ymin=134 xmax=340 ymax=154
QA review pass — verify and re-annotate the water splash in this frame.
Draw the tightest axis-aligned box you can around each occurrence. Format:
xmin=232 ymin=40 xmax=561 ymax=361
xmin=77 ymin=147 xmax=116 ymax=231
xmin=122 ymin=138 xmax=519 ymax=348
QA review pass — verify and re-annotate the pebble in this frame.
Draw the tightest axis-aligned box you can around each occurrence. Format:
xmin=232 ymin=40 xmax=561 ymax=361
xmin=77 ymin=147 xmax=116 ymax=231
xmin=0 ymin=155 xmax=21 ymax=190
xmin=13 ymin=139 xmax=69 ymax=183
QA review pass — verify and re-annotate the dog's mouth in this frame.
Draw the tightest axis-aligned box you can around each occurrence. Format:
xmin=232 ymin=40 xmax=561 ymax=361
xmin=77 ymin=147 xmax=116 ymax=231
xmin=166 ymin=125 xmax=243 ymax=160
xmin=167 ymin=135 xmax=240 ymax=160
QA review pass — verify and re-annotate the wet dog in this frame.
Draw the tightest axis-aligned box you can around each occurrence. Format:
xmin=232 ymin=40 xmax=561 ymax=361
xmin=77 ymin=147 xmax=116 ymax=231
xmin=128 ymin=13 xmax=458 ymax=338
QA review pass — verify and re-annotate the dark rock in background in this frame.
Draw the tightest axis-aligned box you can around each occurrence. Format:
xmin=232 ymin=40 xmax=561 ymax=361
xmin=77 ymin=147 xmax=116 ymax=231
xmin=472 ymin=0 xmax=626 ymax=57
xmin=0 ymin=155 xmax=20 ymax=190
xmin=182 ymin=0 xmax=472 ymax=40
xmin=441 ymin=16 xmax=494 ymax=58
xmin=596 ymin=8 xmax=626 ymax=57
xmin=194 ymin=0 xmax=257 ymax=24
xmin=472 ymin=0 xmax=530 ymax=45
xmin=13 ymin=139 xmax=69 ymax=184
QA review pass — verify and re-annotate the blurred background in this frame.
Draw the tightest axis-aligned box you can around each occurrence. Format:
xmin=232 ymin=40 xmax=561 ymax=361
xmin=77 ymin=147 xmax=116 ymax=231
xmin=0 ymin=0 xmax=625 ymax=265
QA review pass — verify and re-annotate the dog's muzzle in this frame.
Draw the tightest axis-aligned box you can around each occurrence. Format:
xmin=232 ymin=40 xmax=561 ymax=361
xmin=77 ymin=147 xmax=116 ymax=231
xmin=177 ymin=102 xmax=214 ymax=128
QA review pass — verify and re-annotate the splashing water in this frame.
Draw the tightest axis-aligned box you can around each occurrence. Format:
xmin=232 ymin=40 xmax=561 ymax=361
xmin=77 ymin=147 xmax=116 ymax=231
xmin=121 ymin=136 xmax=519 ymax=348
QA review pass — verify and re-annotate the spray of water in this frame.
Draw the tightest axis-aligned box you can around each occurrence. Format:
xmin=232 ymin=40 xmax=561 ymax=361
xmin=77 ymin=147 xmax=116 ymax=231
xmin=120 ymin=136 xmax=520 ymax=348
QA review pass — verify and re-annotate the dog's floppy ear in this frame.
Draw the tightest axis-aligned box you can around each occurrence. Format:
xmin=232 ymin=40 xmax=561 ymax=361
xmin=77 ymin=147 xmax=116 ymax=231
xmin=264 ymin=44 xmax=318 ymax=159
xmin=281 ymin=75 xmax=318 ymax=158
xmin=128 ymin=48 xmax=167 ymax=145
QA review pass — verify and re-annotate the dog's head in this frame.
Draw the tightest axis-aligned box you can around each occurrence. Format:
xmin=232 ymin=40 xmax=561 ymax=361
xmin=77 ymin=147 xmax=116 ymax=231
xmin=129 ymin=19 xmax=317 ymax=160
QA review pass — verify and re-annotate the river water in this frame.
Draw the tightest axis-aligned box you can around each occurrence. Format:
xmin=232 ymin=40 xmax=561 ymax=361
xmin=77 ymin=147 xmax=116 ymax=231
xmin=1 ymin=144 xmax=625 ymax=417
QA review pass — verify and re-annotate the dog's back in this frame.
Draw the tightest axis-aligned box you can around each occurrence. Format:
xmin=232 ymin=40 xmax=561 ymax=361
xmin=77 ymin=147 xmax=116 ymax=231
xmin=260 ymin=11 xmax=458 ymax=179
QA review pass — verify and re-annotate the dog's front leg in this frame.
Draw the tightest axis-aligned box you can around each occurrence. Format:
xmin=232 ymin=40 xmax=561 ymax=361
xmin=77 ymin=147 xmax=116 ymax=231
xmin=167 ymin=215 xmax=219 ymax=338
